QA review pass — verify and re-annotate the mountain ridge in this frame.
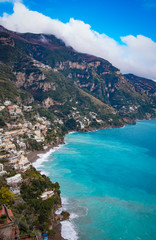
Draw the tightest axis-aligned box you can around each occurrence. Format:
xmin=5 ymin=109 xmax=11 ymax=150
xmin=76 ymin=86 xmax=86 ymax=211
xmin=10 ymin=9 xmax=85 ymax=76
xmin=0 ymin=25 xmax=156 ymax=131
xmin=0 ymin=25 xmax=156 ymax=240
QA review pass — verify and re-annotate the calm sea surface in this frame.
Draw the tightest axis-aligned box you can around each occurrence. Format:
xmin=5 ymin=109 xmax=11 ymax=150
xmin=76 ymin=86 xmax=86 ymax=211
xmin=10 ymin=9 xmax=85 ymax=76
xmin=34 ymin=119 xmax=156 ymax=240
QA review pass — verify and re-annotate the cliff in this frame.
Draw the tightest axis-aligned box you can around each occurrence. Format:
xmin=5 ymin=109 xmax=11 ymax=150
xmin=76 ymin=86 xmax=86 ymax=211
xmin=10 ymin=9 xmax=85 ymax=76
xmin=0 ymin=25 xmax=155 ymax=131
xmin=0 ymin=24 xmax=156 ymax=240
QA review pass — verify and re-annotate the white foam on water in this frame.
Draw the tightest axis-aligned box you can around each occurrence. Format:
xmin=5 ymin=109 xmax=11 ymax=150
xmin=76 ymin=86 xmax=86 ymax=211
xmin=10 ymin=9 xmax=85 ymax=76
xmin=68 ymin=131 xmax=76 ymax=135
xmin=55 ymin=197 xmax=69 ymax=214
xmin=40 ymin=170 xmax=50 ymax=176
xmin=32 ymin=146 xmax=80 ymax=240
xmin=32 ymin=144 xmax=81 ymax=240
xmin=62 ymin=196 xmax=69 ymax=205
xmin=61 ymin=220 xmax=79 ymax=240
xmin=56 ymin=196 xmax=89 ymax=240
xmin=32 ymin=144 xmax=64 ymax=169
xmin=55 ymin=197 xmax=79 ymax=239
xmin=70 ymin=212 xmax=79 ymax=219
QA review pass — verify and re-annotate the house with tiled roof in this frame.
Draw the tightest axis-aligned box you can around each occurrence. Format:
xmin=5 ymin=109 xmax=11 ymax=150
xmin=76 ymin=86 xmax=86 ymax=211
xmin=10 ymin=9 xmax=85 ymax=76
xmin=0 ymin=204 xmax=19 ymax=240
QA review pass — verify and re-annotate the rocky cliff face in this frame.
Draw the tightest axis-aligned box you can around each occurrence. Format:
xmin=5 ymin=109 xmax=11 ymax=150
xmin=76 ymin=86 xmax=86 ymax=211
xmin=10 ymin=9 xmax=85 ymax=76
xmin=52 ymin=58 xmax=155 ymax=119
xmin=0 ymin=25 xmax=156 ymax=127
xmin=125 ymin=74 xmax=156 ymax=103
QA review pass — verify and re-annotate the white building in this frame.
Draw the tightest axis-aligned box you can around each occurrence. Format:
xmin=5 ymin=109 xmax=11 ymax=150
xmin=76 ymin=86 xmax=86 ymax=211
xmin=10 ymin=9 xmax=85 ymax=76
xmin=17 ymin=141 xmax=26 ymax=150
xmin=9 ymin=155 xmax=19 ymax=164
xmin=0 ymin=163 xmax=3 ymax=172
xmin=10 ymin=187 xmax=20 ymax=195
xmin=23 ymin=106 xmax=32 ymax=112
xmin=0 ymin=106 xmax=5 ymax=111
xmin=4 ymin=100 xmax=11 ymax=106
xmin=0 ymin=163 xmax=7 ymax=176
xmin=40 ymin=191 xmax=54 ymax=200
xmin=34 ymin=130 xmax=45 ymax=142
xmin=6 ymin=174 xmax=22 ymax=186
xmin=14 ymin=155 xmax=31 ymax=172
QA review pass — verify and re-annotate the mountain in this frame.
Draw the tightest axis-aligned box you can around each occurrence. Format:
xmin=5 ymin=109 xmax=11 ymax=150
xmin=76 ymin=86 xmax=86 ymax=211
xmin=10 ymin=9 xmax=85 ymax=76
xmin=125 ymin=73 xmax=156 ymax=104
xmin=0 ymin=25 xmax=156 ymax=131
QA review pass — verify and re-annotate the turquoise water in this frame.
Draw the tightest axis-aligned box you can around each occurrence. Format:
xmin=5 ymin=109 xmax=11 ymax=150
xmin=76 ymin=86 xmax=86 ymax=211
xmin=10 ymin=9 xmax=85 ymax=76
xmin=35 ymin=120 xmax=156 ymax=240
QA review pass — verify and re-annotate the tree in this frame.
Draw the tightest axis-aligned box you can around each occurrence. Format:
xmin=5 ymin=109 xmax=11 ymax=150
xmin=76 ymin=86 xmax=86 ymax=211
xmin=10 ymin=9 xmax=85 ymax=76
xmin=0 ymin=186 xmax=14 ymax=204
xmin=65 ymin=118 xmax=77 ymax=131
xmin=0 ymin=118 xmax=6 ymax=127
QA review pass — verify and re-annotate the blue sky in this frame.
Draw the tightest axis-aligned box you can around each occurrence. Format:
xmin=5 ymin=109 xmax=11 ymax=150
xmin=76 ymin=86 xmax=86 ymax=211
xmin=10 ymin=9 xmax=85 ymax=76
xmin=0 ymin=0 xmax=156 ymax=80
xmin=0 ymin=0 xmax=156 ymax=42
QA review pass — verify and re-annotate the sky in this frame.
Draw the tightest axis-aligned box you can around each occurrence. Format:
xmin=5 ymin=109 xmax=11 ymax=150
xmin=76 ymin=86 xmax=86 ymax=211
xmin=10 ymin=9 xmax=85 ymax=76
xmin=0 ymin=0 xmax=156 ymax=80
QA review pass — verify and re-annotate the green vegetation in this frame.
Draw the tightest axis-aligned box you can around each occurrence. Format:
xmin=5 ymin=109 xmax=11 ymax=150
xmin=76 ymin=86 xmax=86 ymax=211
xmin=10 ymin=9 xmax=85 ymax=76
xmin=65 ymin=118 xmax=77 ymax=131
xmin=0 ymin=150 xmax=9 ymax=155
xmin=21 ymin=167 xmax=60 ymax=200
xmin=25 ymin=138 xmax=44 ymax=151
xmin=0 ymin=27 xmax=155 ymax=134
xmin=0 ymin=186 xmax=14 ymax=204
xmin=0 ymin=117 xmax=6 ymax=127
xmin=0 ymin=67 xmax=19 ymax=102
xmin=0 ymin=165 xmax=62 ymax=235
xmin=0 ymin=177 xmax=7 ymax=189
xmin=61 ymin=211 xmax=70 ymax=220
xmin=15 ymin=167 xmax=61 ymax=232
xmin=0 ymin=26 xmax=155 ymax=239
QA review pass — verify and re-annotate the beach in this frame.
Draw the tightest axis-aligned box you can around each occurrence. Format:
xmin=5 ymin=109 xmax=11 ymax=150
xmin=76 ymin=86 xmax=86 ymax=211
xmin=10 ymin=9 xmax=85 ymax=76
xmin=34 ymin=119 xmax=156 ymax=240
xmin=27 ymin=140 xmax=66 ymax=240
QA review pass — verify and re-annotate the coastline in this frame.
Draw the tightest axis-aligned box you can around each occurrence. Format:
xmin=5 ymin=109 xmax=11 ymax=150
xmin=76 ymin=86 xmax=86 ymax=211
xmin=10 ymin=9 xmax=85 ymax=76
xmin=26 ymin=118 xmax=154 ymax=240
xmin=26 ymin=125 xmax=125 ymax=240
xmin=26 ymin=131 xmax=81 ymax=240
xmin=26 ymin=117 xmax=137 ymax=164
xmin=27 ymin=139 xmax=66 ymax=240
xmin=26 ymin=123 xmax=134 ymax=240
xmin=27 ymin=138 xmax=65 ymax=164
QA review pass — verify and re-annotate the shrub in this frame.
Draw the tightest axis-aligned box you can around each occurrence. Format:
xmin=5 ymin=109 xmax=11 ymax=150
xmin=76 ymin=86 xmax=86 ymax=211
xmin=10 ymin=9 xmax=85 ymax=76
xmin=61 ymin=211 xmax=70 ymax=220
xmin=0 ymin=186 xmax=14 ymax=204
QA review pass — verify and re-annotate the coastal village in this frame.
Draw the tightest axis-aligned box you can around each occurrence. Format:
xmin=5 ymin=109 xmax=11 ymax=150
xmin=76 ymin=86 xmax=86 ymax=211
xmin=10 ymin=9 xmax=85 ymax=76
xmin=0 ymin=100 xmax=68 ymax=240
xmin=0 ymin=100 xmax=51 ymax=177
xmin=0 ymin=21 xmax=155 ymax=240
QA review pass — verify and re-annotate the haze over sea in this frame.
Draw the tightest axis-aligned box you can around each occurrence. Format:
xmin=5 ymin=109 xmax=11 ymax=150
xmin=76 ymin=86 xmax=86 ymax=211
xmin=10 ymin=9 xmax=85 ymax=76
xmin=34 ymin=119 xmax=156 ymax=240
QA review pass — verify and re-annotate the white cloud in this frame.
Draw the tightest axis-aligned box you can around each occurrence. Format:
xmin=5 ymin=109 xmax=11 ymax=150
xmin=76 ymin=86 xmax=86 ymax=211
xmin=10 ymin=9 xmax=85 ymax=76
xmin=0 ymin=2 xmax=156 ymax=80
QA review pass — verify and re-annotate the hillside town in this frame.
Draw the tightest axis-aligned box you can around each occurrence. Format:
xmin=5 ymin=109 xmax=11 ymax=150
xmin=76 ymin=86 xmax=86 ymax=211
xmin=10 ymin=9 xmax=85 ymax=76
xmin=0 ymin=100 xmax=51 ymax=174
xmin=0 ymin=100 xmax=66 ymax=240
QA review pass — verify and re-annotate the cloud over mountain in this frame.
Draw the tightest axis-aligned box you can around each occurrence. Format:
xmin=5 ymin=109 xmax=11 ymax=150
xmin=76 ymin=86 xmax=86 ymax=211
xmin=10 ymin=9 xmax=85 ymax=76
xmin=0 ymin=2 xmax=156 ymax=80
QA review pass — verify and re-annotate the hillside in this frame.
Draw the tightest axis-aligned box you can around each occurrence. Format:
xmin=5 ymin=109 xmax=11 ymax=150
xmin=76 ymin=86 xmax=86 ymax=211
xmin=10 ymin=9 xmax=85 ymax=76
xmin=0 ymin=25 xmax=156 ymax=131
xmin=0 ymin=24 xmax=156 ymax=240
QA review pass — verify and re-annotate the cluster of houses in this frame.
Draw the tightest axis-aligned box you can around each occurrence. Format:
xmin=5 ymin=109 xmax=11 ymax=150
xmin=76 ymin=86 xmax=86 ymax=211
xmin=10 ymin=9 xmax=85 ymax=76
xmin=70 ymin=107 xmax=104 ymax=129
xmin=0 ymin=100 xmax=58 ymax=239
xmin=0 ymin=100 xmax=52 ymax=195
xmin=0 ymin=100 xmax=51 ymax=147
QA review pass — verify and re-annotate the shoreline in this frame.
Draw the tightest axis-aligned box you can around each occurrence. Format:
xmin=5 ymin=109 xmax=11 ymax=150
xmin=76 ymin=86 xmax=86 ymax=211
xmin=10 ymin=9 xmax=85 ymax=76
xmin=27 ymin=138 xmax=65 ymax=164
xmin=26 ymin=125 xmax=125 ymax=240
xmin=27 ymin=141 xmax=66 ymax=240
xmin=27 ymin=117 xmax=142 ymax=164
xmin=26 ymin=118 xmax=155 ymax=240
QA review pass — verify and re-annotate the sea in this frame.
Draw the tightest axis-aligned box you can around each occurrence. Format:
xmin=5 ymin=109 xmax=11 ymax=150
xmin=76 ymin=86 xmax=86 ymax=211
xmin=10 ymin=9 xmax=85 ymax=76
xmin=33 ymin=119 xmax=156 ymax=240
